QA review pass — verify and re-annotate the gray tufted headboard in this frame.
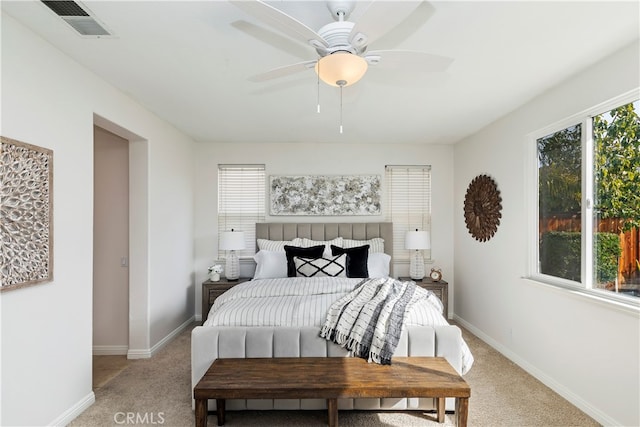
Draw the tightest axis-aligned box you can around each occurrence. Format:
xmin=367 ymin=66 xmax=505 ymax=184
xmin=255 ymin=222 xmax=393 ymax=276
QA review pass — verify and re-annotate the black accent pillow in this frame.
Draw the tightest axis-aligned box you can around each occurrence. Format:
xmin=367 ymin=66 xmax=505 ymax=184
xmin=284 ymin=245 xmax=325 ymax=277
xmin=331 ymin=244 xmax=370 ymax=278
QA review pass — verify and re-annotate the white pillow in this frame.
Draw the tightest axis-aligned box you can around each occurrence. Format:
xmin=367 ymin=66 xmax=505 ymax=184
xmin=367 ymin=252 xmax=391 ymax=278
xmin=293 ymin=254 xmax=347 ymax=277
xmin=257 ymin=237 xmax=302 ymax=252
xmin=253 ymin=250 xmax=288 ymax=279
xmin=343 ymin=237 xmax=384 ymax=253
xmin=301 ymin=237 xmax=344 ymax=255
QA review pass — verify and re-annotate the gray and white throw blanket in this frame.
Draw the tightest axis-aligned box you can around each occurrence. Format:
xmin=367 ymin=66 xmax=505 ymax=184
xmin=320 ymin=277 xmax=430 ymax=365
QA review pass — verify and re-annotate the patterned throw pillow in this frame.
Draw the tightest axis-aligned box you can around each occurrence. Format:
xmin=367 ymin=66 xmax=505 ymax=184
xmin=342 ymin=238 xmax=384 ymax=253
xmin=257 ymin=238 xmax=303 ymax=252
xmin=293 ymin=254 xmax=347 ymax=277
xmin=300 ymin=237 xmax=344 ymax=254
xmin=284 ymin=245 xmax=325 ymax=277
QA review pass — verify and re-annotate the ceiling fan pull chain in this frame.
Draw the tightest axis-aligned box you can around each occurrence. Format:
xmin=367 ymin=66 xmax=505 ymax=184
xmin=338 ymin=80 xmax=346 ymax=134
xmin=317 ymin=61 xmax=321 ymax=113
xmin=340 ymin=84 xmax=343 ymax=134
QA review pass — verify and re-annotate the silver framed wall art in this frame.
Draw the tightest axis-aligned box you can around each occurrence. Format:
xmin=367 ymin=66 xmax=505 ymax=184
xmin=270 ymin=175 xmax=381 ymax=216
xmin=1 ymin=136 xmax=53 ymax=291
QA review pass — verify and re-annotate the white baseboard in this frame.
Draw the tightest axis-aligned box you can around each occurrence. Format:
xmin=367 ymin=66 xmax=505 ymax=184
xmin=453 ymin=315 xmax=620 ymax=427
xmin=126 ymin=348 xmax=151 ymax=359
xmin=92 ymin=345 xmax=128 ymax=355
xmin=127 ymin=316 xmax=194 ymax=359
xmin=49 ymin=391 xmax=95 ymax=426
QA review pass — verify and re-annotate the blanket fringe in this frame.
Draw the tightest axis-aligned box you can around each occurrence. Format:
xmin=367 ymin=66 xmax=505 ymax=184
xmin=320 ymin=326 xmax=355 ymax=350
xmin=320 ymin=327 xmax=392 ymax=364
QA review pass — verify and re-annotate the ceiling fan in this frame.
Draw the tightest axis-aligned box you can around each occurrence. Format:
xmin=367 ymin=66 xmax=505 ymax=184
xmin=230 ymin=0 xmax=453 ymax=88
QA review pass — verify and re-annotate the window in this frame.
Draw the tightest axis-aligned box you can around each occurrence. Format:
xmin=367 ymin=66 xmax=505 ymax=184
xmin=218 ymin=164 xmax=265 ymax=258
xmin=385 ymin=165 xmax=432 ymax=262
xmin=532 ymin=95 xmax=639 ymax=302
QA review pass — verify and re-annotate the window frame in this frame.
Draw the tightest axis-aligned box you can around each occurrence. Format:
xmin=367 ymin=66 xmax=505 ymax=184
xmin=526 ymin=90 xmax=640 ymax=310
xmin=217 ymin=164 xmax=266 ymax=259
xmin=385 ymin=165 xmax=432 ymax=264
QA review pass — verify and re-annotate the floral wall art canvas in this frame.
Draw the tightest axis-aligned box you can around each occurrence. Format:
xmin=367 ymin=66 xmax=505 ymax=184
xmin=270 ymin=175 xmax=381 ymax=216
xmin=1 ymin=136 xmax=53 ymax=291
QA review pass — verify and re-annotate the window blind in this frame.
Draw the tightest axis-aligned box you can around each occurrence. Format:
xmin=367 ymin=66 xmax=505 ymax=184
xmin=385 ymin=165 xmax=432 ymax=262
xmin=218 ymin=164 xmax=265 ymax=258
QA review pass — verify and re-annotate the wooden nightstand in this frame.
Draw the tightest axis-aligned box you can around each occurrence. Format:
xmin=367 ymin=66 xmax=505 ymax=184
xmin=399 ymin=277 xmax=449 ymax=319
xmin=201 ymin=278 xmax=251 ymax=325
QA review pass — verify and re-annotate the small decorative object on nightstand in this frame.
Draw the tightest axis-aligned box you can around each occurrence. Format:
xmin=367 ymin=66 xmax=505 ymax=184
xmin=429 ymin=268 xmax=442 ymax=282
xmin=208 ymin=263 xmax=223 ymax=282
xmin=201 ymin=277 xmax=250 ymax=325
xmin=399 ymin=276 xmax=449 ymax=319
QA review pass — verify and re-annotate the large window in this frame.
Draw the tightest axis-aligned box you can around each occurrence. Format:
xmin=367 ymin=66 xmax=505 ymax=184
xmin=385 ymin=165 xmax=432 ymax=262
xmin=533 ymin=96 xmax=639 ymax=302
xmin=218 ymin=164 xmax=265 ymax=258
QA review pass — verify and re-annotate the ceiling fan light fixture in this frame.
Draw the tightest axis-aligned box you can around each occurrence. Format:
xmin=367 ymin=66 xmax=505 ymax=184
xmin=315 ymin=52 xmax=368 ymax=87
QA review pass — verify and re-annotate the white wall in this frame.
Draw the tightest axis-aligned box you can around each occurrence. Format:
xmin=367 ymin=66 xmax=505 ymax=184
xmin=453 ymin=40 xmax=640 ymax=427
xmin=194 ymin=142 xmax=455 ymax=320
xmin=0 ymin=13 xmax=195 ymax=426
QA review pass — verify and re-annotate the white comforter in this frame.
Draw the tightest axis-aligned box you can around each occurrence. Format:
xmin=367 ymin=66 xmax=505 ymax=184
xmin=203 ymin=277 xmax=474 ymax=373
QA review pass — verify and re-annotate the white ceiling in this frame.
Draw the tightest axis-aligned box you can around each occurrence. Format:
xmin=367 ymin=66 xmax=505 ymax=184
xmin=2 ymin=1 xmax=639 ymax=144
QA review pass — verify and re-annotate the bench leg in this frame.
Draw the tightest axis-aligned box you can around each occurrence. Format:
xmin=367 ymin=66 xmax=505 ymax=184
xmin=216 ymin=399 xmax=226 ymax=426
xmin=327 ymin=398 xmax=338 ymax=427
xmin=456 ymin=397 xmax=469 ymax=427
xmin=436 ymin=397 xmax=445 ymax=423
xmin=195 ymin=399 xmax=207 ymax=427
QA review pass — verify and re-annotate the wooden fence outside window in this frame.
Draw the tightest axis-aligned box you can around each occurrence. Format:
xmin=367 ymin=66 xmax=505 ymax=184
xmin=539 ymin=217 xmax=639 ymax=283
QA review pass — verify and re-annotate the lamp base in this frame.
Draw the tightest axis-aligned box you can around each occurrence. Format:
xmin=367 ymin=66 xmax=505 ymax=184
xmin=225 ymin=251 xmax=239 ymax=281
xmin=409 ymin=251 xmax=425 ymax=280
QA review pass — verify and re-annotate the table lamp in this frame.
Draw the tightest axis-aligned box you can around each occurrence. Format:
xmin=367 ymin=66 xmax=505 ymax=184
xmin=219 ymin=229 xmax=245 ymax=280
xmin=405 ymin=229 xmax=430 ymax=280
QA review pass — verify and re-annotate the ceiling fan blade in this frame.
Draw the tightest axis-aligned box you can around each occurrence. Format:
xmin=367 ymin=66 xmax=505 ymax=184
xmin=365 ymin=50 xmax=454 ymax=72
xmin=370 ymin=1 xmax=435 ymax=50
xmin=231 ymin=20 xmax=315 ymax=60
xmin=348 ymin=1 xmax=423 ymax=49
xmin=248 ymin=60 xmax=317 ymax=82
xmin=230 ymin=0 xmax=328 ymax=50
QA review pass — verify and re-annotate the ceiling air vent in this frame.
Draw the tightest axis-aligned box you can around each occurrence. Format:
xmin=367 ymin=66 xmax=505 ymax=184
xmin=41 ymin=1 xmax=112 ymax=37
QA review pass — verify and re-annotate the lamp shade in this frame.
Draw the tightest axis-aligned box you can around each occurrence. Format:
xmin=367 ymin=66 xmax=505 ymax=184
xmin=219 ymin=230 xmax=246 ymax=251
xmin=315 ymin=52 xmax=368 ymax=87
xmin=405 ymin=230 xmax=431 ymax=250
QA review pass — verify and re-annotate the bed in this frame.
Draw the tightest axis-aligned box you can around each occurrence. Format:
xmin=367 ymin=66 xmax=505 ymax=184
xmin=191 ymin=222 xmax=474 ymax=413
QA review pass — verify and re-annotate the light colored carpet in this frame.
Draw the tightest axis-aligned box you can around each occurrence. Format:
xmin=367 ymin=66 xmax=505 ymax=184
xmin=70 ymin=323 xmax=600 ymax=427
xmin=93 ymin=355 xmax=132 ymax=389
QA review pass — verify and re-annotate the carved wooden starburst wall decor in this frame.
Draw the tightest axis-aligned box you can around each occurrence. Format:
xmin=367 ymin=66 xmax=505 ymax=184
xmin=464 ymin=174 xmax=502 ymax=242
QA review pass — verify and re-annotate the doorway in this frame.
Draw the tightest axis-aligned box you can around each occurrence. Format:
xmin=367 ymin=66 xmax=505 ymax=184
xmin=92 ymin=125 xmax=130 ymax=387
xmin=92 ymin=113 xmax=150 ymax=365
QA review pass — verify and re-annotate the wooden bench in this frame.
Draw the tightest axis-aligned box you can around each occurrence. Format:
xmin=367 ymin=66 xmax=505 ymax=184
xmin=193 ymin=356 xmax=470 ymax=427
